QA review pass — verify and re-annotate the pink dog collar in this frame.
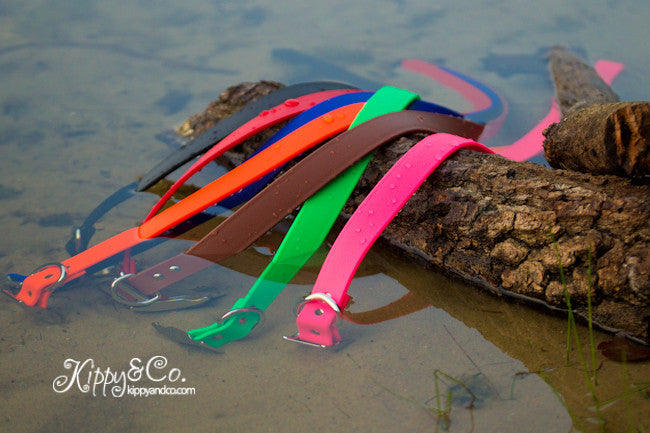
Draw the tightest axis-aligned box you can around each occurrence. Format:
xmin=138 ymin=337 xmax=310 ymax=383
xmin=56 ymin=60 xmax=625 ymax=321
xmin=287 ymin=133 xmax=493 ymax=347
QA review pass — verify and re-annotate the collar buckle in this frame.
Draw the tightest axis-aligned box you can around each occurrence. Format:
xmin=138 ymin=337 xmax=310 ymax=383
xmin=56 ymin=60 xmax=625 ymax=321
xmin=110 ymin=273 xmax=211 ymax=311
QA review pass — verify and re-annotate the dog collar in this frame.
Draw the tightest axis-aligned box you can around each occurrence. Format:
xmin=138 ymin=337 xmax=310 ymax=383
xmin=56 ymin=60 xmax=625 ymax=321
xmin=287 ymin=133 xmax=493 ymax=347
xmin=118 ymin=96 xmax=475 ymax=312
xmin=216 ymin=94 xmax=462 ymax=210
xmin=8 ymin=103 xmax=363 ymax=308
xmin=137 ymin=81 xmax=358 ymax=192
xmin=146 ymin=91 xmax=464 ymax=220
xmin=143 ymin=87 xmax=362 ymax=220
xmin=116 ymin=111 xmax=480 ymax=311
xmin=184 ymin=112 xmax=484 ymax=347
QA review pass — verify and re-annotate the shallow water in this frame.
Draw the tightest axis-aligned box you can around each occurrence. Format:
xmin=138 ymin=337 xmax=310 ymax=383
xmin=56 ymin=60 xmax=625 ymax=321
xmin=1 ymin=1 xmax=648 ymax=432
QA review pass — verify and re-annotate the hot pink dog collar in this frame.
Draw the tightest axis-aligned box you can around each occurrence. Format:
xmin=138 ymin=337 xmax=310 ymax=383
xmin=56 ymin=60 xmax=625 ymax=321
xmin=286 ymin=133 xmax=493 ymax=347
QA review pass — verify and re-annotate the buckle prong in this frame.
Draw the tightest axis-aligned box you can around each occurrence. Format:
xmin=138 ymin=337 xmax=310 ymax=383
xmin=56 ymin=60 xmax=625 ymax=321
xmin=218 ymin=307 xmax=264 ymax=330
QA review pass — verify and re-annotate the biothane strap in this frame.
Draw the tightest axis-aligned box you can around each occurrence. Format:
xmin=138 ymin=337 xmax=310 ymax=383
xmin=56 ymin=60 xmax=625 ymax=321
xmin=185 ymin=88 xmax=482 ymax=347
xmin=65 ymin=89 xmax=362 ymax=267
xmin=124 ymin=111 xmax=483 ymax=301
xmin=137 ymin=81 xmax=359 ymax=192
xmin=186 ymin=116 xmax=484 ymax=347
xmin=143 ymin=87 xmax=362 ymax=220
xmin=9 ymin=103 xmax=363 ymax=308
xmin=288 ymin=133 xmax=493 ymax=347
xmin=145 ymin=91 xmax=463 ymax=220
xmin=125 ymin=93 xmax=471 ymax=296
xmin=217 ymin=95 xmax=462 ymax=210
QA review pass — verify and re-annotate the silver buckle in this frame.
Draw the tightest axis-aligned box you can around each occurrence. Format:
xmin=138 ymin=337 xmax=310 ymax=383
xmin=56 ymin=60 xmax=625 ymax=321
xmin=110 ymin=274 xmax=210 ymax=312
xmin=218 ymin=307 xmax=264 ymax=329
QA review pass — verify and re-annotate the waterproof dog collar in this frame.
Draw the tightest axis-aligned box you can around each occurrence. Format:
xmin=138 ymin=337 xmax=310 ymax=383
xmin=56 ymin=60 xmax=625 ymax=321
xmin=143 ymin=88 xmax=362 ymax=220
xmin=186 ymin=88 xmax=480 ymax=347
xmin=9 ymin=103 xmax=363 ymax=308
xmin=216 ymin=94 xmax=462 ymax=210
xmin=121 ymin=99 xmax=477 ymax=307
xmin=117 ymin=88 xmax=418 ymax=308
xmin=137 ymin=81 xmax=359 ymax=192
xmin=120 ymin=112 xmax=481 ymax=300
xmin=147 ymin=91 xmax=464 ymax=220
xmin=185 ymin=113 xmax=484 ymax=347
xmin=287 ymin=133 xmax=493 ymax=347
xmin=118 ymin=111 xmax=480 ymax=306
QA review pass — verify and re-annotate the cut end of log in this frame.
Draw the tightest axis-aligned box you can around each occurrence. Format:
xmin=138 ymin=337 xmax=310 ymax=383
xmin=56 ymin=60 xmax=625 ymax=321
xmin=543 ymin=101 xmax=650 ymax=177
xmin=610 ymin=102 xmax=650 ymax=177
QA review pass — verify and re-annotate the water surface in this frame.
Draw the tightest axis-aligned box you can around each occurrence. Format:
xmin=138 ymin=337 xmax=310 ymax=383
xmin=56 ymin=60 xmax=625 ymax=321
xmin=1 ymin=1 xmax=648 ymax=432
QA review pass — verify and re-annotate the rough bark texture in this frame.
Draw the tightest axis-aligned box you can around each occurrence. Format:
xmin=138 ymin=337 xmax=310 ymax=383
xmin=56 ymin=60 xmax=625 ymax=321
xmin=542 ymin=46 xmax=650 ymax=177
xmin=176 ymin=81 xmax=650 ymax=344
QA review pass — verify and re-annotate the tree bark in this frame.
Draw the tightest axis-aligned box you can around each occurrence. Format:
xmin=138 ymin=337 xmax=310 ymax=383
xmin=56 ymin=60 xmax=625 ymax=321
xmin=542 ymin=46 xmax=650 ymax=177
xmin=176 ymin=81 xmax=650 ymax=344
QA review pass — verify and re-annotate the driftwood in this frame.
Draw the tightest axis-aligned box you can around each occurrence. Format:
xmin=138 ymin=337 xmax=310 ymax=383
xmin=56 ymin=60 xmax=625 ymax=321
xmin=542 ymin=46 xmax=650 ymax=177
xmin=173 ymin=77 xmax=649 ymax=344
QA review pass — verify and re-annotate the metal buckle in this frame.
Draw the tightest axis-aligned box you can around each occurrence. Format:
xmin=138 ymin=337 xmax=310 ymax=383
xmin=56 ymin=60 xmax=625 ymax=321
xmin=111 ymin=273 xmax=161 ymax=307
xmin=304 ymin=293 xmax=341 ymax=313
xmin=33 ymin=262 xmax=67 ymax=291
xmin=110 ymin=274 xmax=212 ymax=312
xmin=217 ymin=307 xmax=264 ymax=331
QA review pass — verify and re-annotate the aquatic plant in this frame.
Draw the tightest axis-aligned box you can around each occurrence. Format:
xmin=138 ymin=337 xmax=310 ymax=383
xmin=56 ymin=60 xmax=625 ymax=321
xmin=548 ymin=229 xmax=649 ymax=432
xmin=346 ymin=353 xmax=476 ymax=432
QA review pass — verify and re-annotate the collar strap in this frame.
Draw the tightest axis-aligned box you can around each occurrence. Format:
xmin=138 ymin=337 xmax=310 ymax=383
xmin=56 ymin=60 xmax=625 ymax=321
xmin=145 ymin=91 xmax=465 ymax=220
xmin=215 ymin=95 xmax=462 ymax=210
xmin=10 ymin=103 xmax=363 ymax=308
xmin=186 ymin=112 xmax=482 ymax=347
xmin=137 ymin=81 xmax=359 ymax=192
xmin=143 ymin=88 xmax=362 ymax=221
xmin=185 ymin=87 xmax=481 ymax=347
xmin=288 ymin=133 xmax=493 ymax=347
xmin=123 ymin=109 xmax=479 ymax=302
xmin=122 ymin=88 xmax=420 ymax=301
xmin=123 ymin=111 xmax=482 ymax=300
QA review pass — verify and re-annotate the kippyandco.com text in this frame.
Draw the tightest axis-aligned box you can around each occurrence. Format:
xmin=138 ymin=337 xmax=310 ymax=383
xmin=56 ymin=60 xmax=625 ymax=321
xmin=52 ymin=355 xmax=196 ymax=397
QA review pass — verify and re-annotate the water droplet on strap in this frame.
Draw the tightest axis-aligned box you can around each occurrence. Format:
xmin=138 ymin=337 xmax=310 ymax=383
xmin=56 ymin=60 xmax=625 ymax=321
xmin=284 ymin=99 xmax=300 ymax=107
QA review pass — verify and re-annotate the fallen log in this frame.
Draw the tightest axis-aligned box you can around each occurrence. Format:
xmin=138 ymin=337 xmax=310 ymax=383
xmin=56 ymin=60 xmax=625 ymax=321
xmin=542 ymin=46 xmax=650 ymax=177
xmin=170 ymin=80 xmax=649 ymax=344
